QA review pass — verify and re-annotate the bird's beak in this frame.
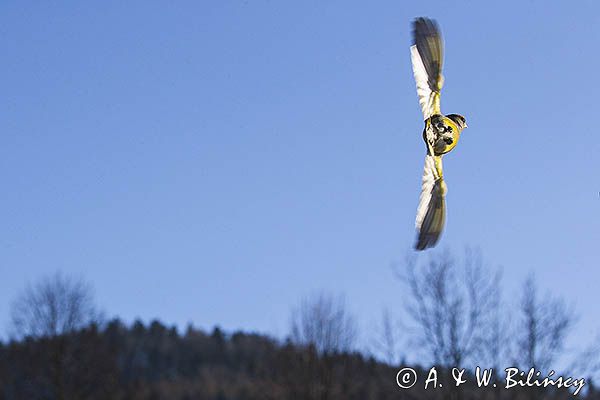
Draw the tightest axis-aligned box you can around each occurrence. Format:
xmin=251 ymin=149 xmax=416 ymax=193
xmin=464 ymin=122 xmax=468 ymax=128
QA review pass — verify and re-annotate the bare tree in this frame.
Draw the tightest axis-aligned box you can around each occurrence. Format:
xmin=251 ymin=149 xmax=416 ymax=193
xmin=401 ymin=248 xmax=502 ymax=368
xmin=515 ymin=275 xmax=574 ymax=372
xmin=290 ymin=291 xmax=357 ymax=355
xmin=370 ymin=308 xmax=402 ymax=365
xmin=568 ymin=333 xmax=600 ymax=385
xmin=10 ymin=271 xmax=101 ymax=339
xmin=9 ymin=272 xmax=103 ymax=400
xmin=289 ymin=291 xmax=357 ymax=400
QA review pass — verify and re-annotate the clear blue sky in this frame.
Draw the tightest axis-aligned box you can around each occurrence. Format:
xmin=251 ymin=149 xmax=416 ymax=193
xmin=1 ymin=1 xmax=598 ymax=361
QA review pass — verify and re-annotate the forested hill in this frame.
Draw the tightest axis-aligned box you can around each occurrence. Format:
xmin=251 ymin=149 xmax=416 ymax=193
xmin=0 ymin=319 xmax=598 ymax=400
xmin=0 ymin=319 xmax=397 ymax=399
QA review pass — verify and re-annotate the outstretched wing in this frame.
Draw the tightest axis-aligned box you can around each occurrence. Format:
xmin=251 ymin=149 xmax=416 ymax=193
xmin=411 ymin=17 xmax=444 ymax=120
xmin=415 ymin=154 xmax=446 ymax=250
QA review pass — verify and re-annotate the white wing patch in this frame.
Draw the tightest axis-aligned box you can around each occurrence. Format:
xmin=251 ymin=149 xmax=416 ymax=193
xmin=415 ymin=154 xmax=441 ymax=230
xmin=410 ymin=45 xmax=440 ymax=120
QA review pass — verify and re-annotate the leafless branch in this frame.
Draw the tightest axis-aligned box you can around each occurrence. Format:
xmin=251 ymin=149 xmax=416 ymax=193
xmin=289 ymin=291 xmax=357 ymax=355
xmin=10 ymin=271 xmax=101 ymax=339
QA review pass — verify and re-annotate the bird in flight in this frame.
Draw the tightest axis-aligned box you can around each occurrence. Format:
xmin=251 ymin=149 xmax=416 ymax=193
xmin=410 ymin=17 xmax=467 ymax=250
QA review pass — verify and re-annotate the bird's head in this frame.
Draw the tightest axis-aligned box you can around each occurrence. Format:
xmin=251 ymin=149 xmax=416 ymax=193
xmin=447 ymin=114 xmax=468 ymax=131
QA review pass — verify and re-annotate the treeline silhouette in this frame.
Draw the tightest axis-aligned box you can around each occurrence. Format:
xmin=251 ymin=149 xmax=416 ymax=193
xmin=1 ymin=319 xmax=599 ymax=400
xmin=2 ymin=251 xmax=599 ymax=400
xmin=1 ymin=319 xmax=404 ymax=399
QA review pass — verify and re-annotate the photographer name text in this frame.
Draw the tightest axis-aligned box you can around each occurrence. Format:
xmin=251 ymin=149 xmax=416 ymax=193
xmin=396 ymin=367 xmax=585 ymax=396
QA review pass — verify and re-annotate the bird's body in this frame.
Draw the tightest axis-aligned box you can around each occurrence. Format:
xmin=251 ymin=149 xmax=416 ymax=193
xmin=411 ymin=18 xmax=467 ymax=250
xmin=423 ymin=114 xmax=463 ymax=155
